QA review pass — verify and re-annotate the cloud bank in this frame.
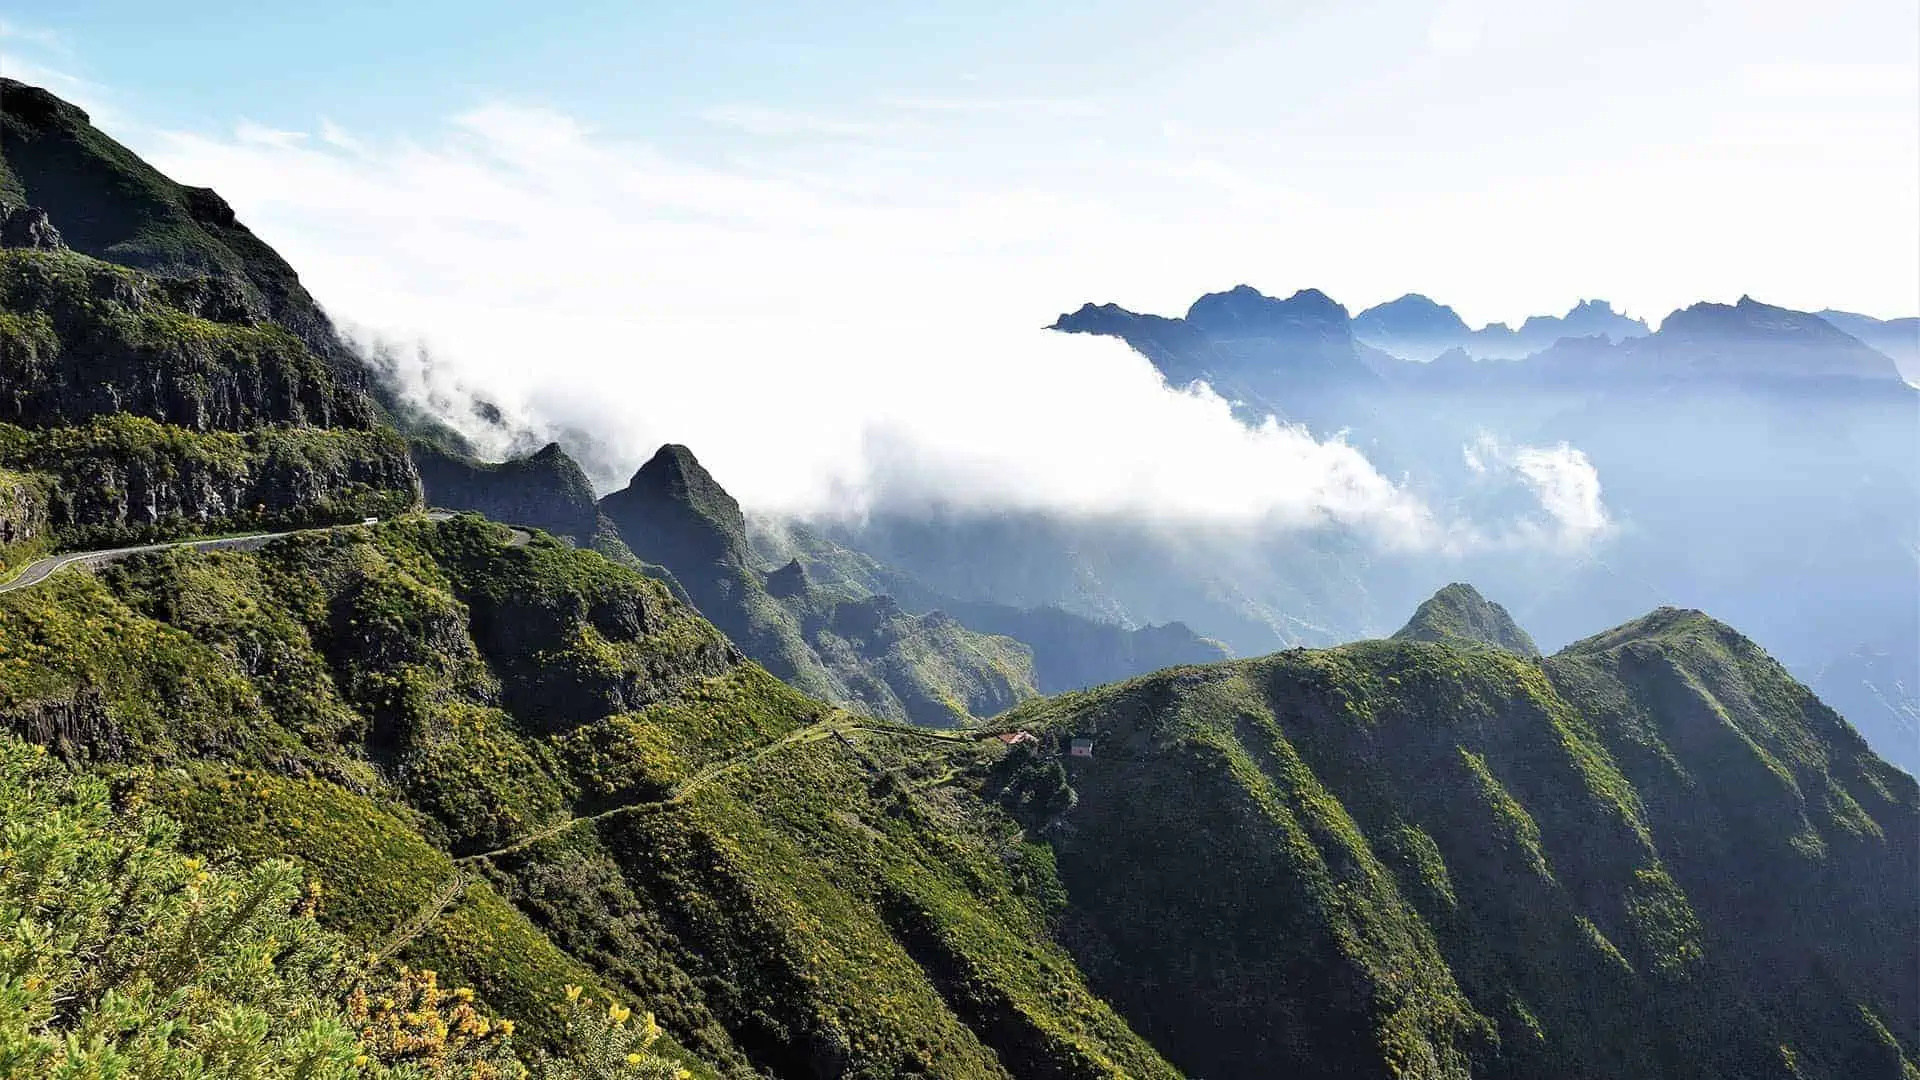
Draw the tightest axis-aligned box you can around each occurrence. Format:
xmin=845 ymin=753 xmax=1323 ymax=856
xmin=144 ymin=102 xmax=1600 ymax=551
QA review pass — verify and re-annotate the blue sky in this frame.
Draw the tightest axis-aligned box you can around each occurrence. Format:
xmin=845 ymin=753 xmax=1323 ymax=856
xmin=1 ymin=2 xmax=1915 ymax=528
xmin=4 ymin=2 xmax=1240 ymax=142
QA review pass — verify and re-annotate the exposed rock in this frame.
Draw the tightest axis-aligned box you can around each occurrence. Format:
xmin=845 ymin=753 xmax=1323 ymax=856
xmin=1 ymin=689 xmax=124 ymax=761
xmin=0 ymin=249 xmax=377 ymax=431
xmin=0 ymin=470 xmax=47 ymax=557
xmin=764 ymin=558 xmax=810 ymax=598
xmin=600 ymin=443 xmax=750 ymax=570
xmin=6 ymin=419 xmax=418 ymax=547
xmin=412 ymin=439 xmax=600 ymax=542
xmin=0 ymin=202 xmax=63 ymax=249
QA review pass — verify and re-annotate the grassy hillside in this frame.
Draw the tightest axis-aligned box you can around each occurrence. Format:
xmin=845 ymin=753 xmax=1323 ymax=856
xmin=0 ymin=517 xmax=1176 ymax=1077
xmin=1392 ymin=583 xmax=1539 ymax=656
xmin=995 ymin=619 xmax=1918 ymax=1079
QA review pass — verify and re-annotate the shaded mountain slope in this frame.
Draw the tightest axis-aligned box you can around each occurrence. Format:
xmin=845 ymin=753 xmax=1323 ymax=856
xmin=1051 ymin=284 xmax=1380 ymax=424
xmin=1353 ymin=295 xmax=1648 ymax=361
xmin=994 ymin=606 xmax=1917 ymax=1080
xmin=1393 ymin=583 xmax=1540 ymax=656
xmin=413 ymin=438 xmax=601 ymax=543
xmin=1818 ymin=309 xmax=1919 ymax=381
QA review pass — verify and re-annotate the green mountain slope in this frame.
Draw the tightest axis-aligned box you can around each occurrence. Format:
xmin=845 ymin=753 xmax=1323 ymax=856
xmin=2 ymin=74 xmax=1913 ymax=1080
xmin=1393 ymin=583 xmax=1540 ymax=656
xmin=0 ymin=517 xmax=1176 ymax=1077
xmin=2 ymin=77 xmax=357 ymax=378
xmin=6 ymin=530 xmax=1910 ymax=1078
xmin=997 ymin=609 xmax=1917 ymax=1079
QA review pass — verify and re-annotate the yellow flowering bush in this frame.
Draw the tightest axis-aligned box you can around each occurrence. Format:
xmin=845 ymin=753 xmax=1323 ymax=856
xmin=0 ymin=735 xmax=695 ymax=1080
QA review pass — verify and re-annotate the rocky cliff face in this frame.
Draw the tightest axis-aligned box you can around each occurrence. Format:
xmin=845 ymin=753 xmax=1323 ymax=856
xmin=0 ymin=80 xmax=422 ymax=552
xmin=0 ymin=469 xmax=48 ymax=569
xmin=411 ymin=439 xmax=600 ymax=542
xmin=0 ymin=249 xmax=419 ymax=548
xmin=0 ymin=201 xmax=62 ymax=250
xmin=0 ymin=249 xmax=375 ymax=431
xmin=0 ymin=417 xmax=418 ymax=547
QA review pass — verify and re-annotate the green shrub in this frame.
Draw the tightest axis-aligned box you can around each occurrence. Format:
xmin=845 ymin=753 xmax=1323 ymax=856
xmin=0 ymin=734 xmax=696 ymax=1079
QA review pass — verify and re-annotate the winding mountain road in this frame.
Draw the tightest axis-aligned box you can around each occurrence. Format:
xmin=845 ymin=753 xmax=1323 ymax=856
xmin=0 ymin=511 xmax=524 ymax=596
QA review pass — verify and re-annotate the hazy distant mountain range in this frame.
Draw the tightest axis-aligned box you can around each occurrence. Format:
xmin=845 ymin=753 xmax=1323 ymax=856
xmin=1354 ymin=293 xmax=1651 ymax=361
xmin=1059 ymin=283 xmax=1909 ymax=386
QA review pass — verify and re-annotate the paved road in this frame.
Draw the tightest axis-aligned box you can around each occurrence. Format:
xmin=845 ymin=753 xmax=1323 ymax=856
xmin=0 ymin=510 xmax=518 ymax=596
xmin=0 ymin=530 xmax=315 ymax=595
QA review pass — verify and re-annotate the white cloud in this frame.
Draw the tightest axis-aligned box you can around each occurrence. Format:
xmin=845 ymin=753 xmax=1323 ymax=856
xmin=1464 ymin=433 xmax=1611 ymax=549
xmin=143 ymin=103 xmax=1527 ymax=550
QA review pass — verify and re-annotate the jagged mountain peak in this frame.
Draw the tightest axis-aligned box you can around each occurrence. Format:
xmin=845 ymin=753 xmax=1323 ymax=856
xmin=1049 ymin=300 xmax=1132 ymax=328
xmin=411 ymin=438 xmax=598 ymax=541
xmin=1392 ymin=582 xmax=1540 ymax=656
xmin=602 ymin=442 xmax=748 ymax=567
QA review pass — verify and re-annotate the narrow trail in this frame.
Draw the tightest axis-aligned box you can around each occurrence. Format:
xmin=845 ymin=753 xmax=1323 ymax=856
xmin=0 ymin=510 xmax=526 ymax=595
xmin=457 ymin=718 xmax=977 ymax=865
xmin=368 ymin=868 xmax=473 ymax=968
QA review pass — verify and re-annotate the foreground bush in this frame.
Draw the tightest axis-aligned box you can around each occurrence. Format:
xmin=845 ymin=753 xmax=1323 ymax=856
xmin=0 ymin=736 xmax=684 ymax=1079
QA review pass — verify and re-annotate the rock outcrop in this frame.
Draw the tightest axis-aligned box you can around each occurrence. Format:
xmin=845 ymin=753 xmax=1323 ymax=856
xmin=0 ymin=202 xmax=62 ymax=250
xmin=411 ymin=439 xmax=600 ymax=542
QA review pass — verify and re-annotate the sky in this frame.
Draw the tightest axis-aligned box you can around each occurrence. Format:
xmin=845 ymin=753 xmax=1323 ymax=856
xmin=1 ymin=0 xmax=1914 ymax=540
